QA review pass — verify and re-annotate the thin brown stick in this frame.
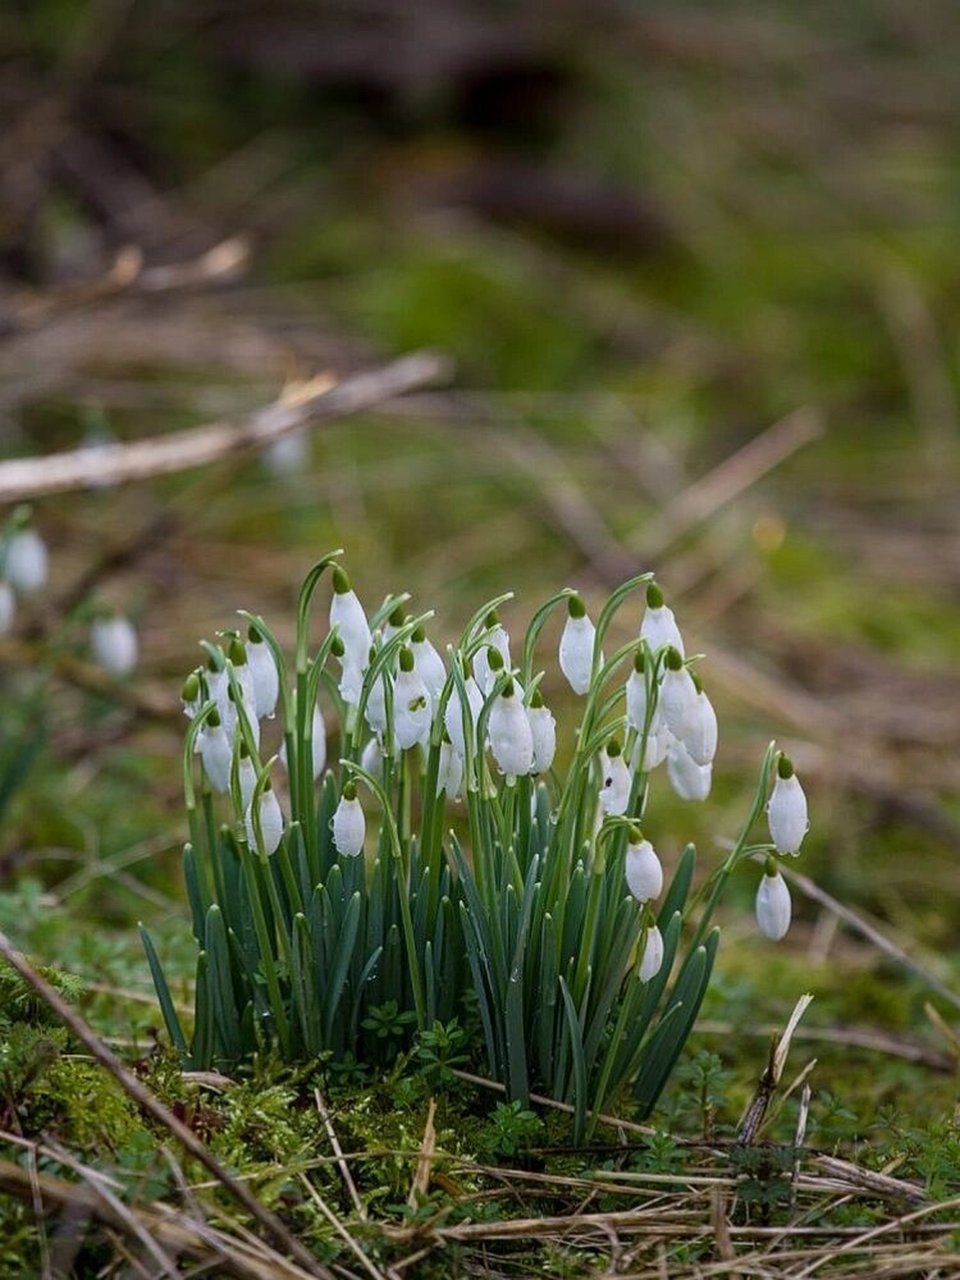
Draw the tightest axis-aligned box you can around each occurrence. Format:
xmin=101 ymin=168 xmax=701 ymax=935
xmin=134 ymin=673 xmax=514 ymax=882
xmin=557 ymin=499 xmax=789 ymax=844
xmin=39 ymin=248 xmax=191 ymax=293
xmin=314 ymin=1088 xmax=365 ymax=1219
xmin=0 ymin=932 xmax=333 ymax=1279
xmin=450 ymin=1068 xmax=656 ymax=1137
xmin=0 ymin=351 xmax=450 ymax=503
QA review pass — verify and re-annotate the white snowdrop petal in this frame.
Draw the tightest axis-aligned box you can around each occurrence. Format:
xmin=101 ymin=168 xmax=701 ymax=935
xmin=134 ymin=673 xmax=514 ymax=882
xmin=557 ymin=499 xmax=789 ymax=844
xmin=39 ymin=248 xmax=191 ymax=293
xmin=683 ymin=690 xmax=718 ymax=766
xmin=659 ymin=665 xmax=699 ymax=742
xmin=625 ymin=840 xmax=663 ymax=904
xmin=333 ymin=796 xmax=366 ymax=857
xmin=473 ymin=626 xmax=511 ymax=694
xmin=238 ymin=757 xmax=257 ymax=810
xmin=311 ymin=703 xmax=327 ymax=778
xmin=527 ymin=704 xmax=557 ymax=774
xmin=558 ymin=614 xmax=596 ymax=695
xmin=444 ymin=677 xmax=483 ymax=757
xmin=767 ymin=774 xmax=808 ymax=856
xmin=437 ymin=741 xmax=464 ymax=797
xmin=246 ymin=790 xmax=284 ymax=856
xmin=638 ymin=926 xmax=664 ymax=982
xmin=756 ymin=871 xmax=792 ymax=941
xmin=364 ymin=671 xmax=389 ymax=732
xmin=394 ymin=669 xmax=432 ymax=749
xmin=360 ymin=737 xmax=385 ymax=782
xmin=666 ymin=742 xmax=712 ymax=801
xmin=640 ymin=603 xmax=684 ymax=657
xmin=90 ymin=616 xmax=138 ymax=676
xmin=248 ymin=640 xmax=280 ymax=719
xmin=4 ymin=529 xmax=48 ymax=594
xmin=625 ymin=670 xmax=647 ymax=734
xmin=339 ymin=658 xmax=364 ymax=707
xmin=199 ymin=725 xmax=232 ymax=793
xmin=488 ymin=689 xmax=534 ymax=777
xmin=599 ymin=753 xmax=632 ymax=815
xmin=412 ymin=638 xmax=446 ymax=701
xmin=330 ymin=589 xmax=371 ymax=669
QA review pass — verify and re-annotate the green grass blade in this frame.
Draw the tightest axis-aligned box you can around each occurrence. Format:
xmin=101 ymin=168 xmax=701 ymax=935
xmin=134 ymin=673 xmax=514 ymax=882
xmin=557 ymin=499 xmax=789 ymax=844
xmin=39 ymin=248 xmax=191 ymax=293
xmin=139 ymin=926 xmax=187 ymax=1057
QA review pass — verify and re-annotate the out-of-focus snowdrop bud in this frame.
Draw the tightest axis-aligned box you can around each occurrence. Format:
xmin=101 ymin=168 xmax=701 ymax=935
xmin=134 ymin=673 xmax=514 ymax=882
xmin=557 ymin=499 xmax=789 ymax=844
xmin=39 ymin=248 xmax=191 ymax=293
xmin=333 ymin=782 xmax=365 ymax=856
xmin=526 ymin=690 xmax=556 ymax=774
xmin=0 ymin=581 xmax=15 ymax=634
xmin=624 ymin=830 xmax=663 ymax=903
xmin=360 ymin=736 xmax=385 ymax=784
xmin=640 ymin=581 xmax=684 ymax=657
xmin=767 ymin=754 xmax=809 ymax=856
xmin=488 ymin=679 xmax=534 ymax=778
xmin=394 ymin=647 xmax=431 ymax=749
xmin=625 ymin=648 xmax=647 ymax=733
xmin=246 ymin=783 xmax=284 ymax=856
xmin=444 ymin=675 xmax=483 ymax=757
xmin=383 ymin=603 xmax=407 ymax=643
xmin=90 ymin=612 xmax=138 ymax=676
xmin=199 ymin=709 xmax=232 ymax=793
xmin=659 ymin=648 xmax=699 ymax=742
xmin=246 ymin=624 xmax=279 ymax=719
xmin=473 ymin=611 xmax=510 ymax=693
xmin=638 ymin=925 xmax=664 ymax=982
xmin=363 ymin=648 xmax=389 ymax=733
xmin=411 ymin=625 xmax=446 ymax=702
xmin=597 ymin=738 xmax=630 ymax=816
xmin=330 ymin=567 xmax=371 ymax=671
xmin=264 ymin=429 xmax=309 ymax=477
xmin=666 ymin=740 xmax=711 ymax=801
xmin=237 ymin=742 xmax=257 ymax=811
xmin=683 ymin=677 xmax=718 ymax=766
xmin=756 ymin=858 xmax=792 ymax=940
xmin=558 ymin=594 xmax=600 ymax=695
xmin=310 ymin=702 xmax=327 ymax=778
xmin=437 ymin=736 xmax=464 ymax=798
xmin=4 ymin=529 xmax=48 ymax=594
xmin=181 ymin=671 xmax=202 ymax=720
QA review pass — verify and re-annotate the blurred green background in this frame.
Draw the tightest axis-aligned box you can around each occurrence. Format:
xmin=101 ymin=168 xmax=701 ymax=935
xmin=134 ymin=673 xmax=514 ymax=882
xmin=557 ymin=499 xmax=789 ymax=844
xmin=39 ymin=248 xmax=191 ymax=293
xmin=2 ymin=0 xmax=959 ymax=1126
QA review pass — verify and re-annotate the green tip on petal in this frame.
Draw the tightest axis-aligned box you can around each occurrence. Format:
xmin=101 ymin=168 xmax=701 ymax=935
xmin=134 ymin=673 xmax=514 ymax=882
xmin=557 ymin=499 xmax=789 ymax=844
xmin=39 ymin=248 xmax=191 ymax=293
xmin=342 ymin=780 xmax=357 ymax=801
xmin=181 ymin=672 xmax=200 ymax=702
xmin=692 ymin=673 xmax=704 ymax=695
xmin=484 ymin=609 xmax=500 ymax=628
xmin=331 ymin=636 xmax=345 ymax=658
xmin=606 ymin=737 xmax=622 ymax=758
xmin=207 ymin=707 xmax=221 ymax=728
xmin=388 ymin=604 xmax=406 ymax=628
xmin=646 ymin=582 xmax=664 ymax=609
xmin=332 ymin=566 xmax=351 ymax=595
xmin=664 ymin=646 xmax=683 ymax=671
xmin=764 ymin=854 xmax=780 ymax=877
xmin=399 ymin=646 xmax=415 ymax=673
xmin=632 ymin=647 xmax=645 ymax=673
xmin=206 ymin=653 xmax=220 ymax=672
xmin=530 ymin=688 xmax=544 ymax=708
xmin=567 ymin=593 xmax=586 ymax=619
xmin=239 ymin=740 xmax=250 ymax=759
xmin=228 ymin=637 xmax=247 ymax=666
xmin=487 ymin=645 xmax=504 ymax=671
xmin=411 ymin=623 xmax=426 ymax=643
xmin=247 ymin=623 xmax=263 ymax=644
xmin=501 ymin=678 xmax=515 ymax=698
xmin=777 ymin=753 xmax=795 ymax=780
xmin=629 ymin=825 xmax=643 ymax=843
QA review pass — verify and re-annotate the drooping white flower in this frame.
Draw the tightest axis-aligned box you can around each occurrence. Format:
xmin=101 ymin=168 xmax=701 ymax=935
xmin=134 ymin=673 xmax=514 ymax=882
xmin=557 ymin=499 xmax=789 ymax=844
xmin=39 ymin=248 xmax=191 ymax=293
xmin=640 ymin=582 xmax=684 ymax=657
xmin=338 ymin=654 xmax=364 ymax=707
xmin=444 ymin=675 xmax=483 ymax=757
xmin=558 ymin=595 xmax=599 ymax=695
xmin=638 ymin=925 xmax=664 ymax=982
xmin=473 ymin=612 xmax=510 ymax=694
xmin=437 ymin=738 xmax=464 ymax=798
xmin=625 ymin=649 xmax=648 ymax=734
xmin=659 ymin=648 xmax=699 ymax=742
xmin=666 ymin=741 xmax=711 ymax=801
xmin=90 ymin=613 xmax=138 ymax=676
xmin=360 ymin=736 xmax=385 ymax=783
xmin=625 ymin=835 xmax=663 ymax=903
xmin=411 ymin=626 xmax=446 ymax=702
xmin=0 ymin=582 xmax=15 ymax=634
xmin=181 ymin=671 xmax=203 ymax=720
xmin=245 ymin=785 xmax=284 ymax=856
xmin=363 ymin=653 xmax=389 ymax=733
xmin=488 ymin=679 xmax=534 ymax=777
xmin=683 ymin=680 xmax=718 ymax=766
xmin=767 ymin=756 xmax=808 ymax=856
xmin=333 ymin=785 xmax=365 ymax=856
xmin=310 ymin=702 xmax=327 ymax=778
xmin=329 ymin=567 xmax=371 ymax=671
xmin=526 ymin=692 xmax=556 ymax=774
xmin=394 ymin=647 xmax=431 ymax=749
xmin=599 ymin=740 xmax=632 ymax=815
xmin=756 ymin=865 xmax=792 ymax=940
xmin=199 ymin=712 xmax=232 ymax=793
xmin=246 ymin=626 xmax=279 ymax=719
xmin=4 ymin=529 xmax=48 ymax=594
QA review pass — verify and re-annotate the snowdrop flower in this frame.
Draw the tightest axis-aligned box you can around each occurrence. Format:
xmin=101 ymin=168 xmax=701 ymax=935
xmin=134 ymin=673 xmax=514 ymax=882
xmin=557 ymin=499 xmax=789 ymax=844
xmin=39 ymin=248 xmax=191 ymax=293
xmin=363 ymin=650 xmax=390 ymax=733
xmin=640 ymin=581 xmax=684 ymax=657
xmin=473 ymin=611 xmax=510 ymax=694
xmin=625 ymin=649 xmax=648 ymax=734
xmin=246 ymin=624 xmax=279 ymax=719
xmin=383 ymin=603 xmax=407 ymax=643
xmin=199 ymin=709 xmax=232 ymax=793
xmin=767 ymin=754 xmax=808 ymax=856
xmin=756 ymin=861 xmax=792 ymax=940
xmin=330 ymin=567 xmax=371 ymax=672
xmin=444 ymin=675 xmax=483 ymax=757
xmin=624 ymin=832 xmax=663 ymax=903
xmin=90 ymin=612 xmax=138 ymax=676
xmin=360 ymin=736 xmax=385 ymax=783
xmin=632 ymin=710 xmax=672 ymax=772
xmin=558 ymin=594 xmax=599 ymax=695
xmin=659 ymin=648 xmax=699 ymax=742
xmin=333 ymin=782 xmax=365 ymax=856
xmin=333 ymin=636 xmax=364 ymax=707
xmin=224 ymin=638 xmax=258 ymax=734
xmin=683 ymin=677 xmax=718 ymax=767
xmin=4 ymin=528 xmax=48 ymax=594
xmin=0 ymin=582 xmax=15 ymax=634
xmin=638 ymin=925 xmax=664 ymax=982
xmin=666 ymin=740 xmax=711 ymax=801
xmin=526 ymin=690 xmax=556 ymax=774
xmin=225 ymin=681 xmax=260 ymax=749
xmin=599 ymin=739 xmax=631 ymax=816
xmin=237 ymin=742 xmax=257 ymax=811
xmin=309 ymin=701 xmax=327 ymax=778
xmin=394 ymin=647 xmax=431 ymax=749
xmin=488 ymin=678 xmax=534 ymax=778
xmin=181 ymin=671 xmax=203 ymax=720
xmin=411 ymin=625 xmax=446 ymax=702
xmin=437 ymin=737 xmax=464 ymax=798
xmin=245 ymin=783 xmax=284 ymax=856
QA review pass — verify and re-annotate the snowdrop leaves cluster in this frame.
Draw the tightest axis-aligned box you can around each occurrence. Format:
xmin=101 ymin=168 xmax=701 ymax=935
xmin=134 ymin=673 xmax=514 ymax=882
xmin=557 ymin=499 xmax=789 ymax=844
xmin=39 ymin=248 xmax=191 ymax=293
xmin=149 ymin=553 xmax=810 ymax=1139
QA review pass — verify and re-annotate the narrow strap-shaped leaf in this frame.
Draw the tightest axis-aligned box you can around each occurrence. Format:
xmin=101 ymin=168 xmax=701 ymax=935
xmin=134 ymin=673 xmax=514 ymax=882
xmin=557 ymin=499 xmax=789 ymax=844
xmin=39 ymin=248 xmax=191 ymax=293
xmin=139 ymin=926 xmax=187 ymax=1057
xmin=183 ymin=845 xmax=208 ymax=945
xmin=323 ymin=891 xmax=362 ymax=1043
xmin=205 ymin=904 xmax=241 ymax=1063
xmin=191 ymin=951 xmax=213 ymax=1070
xmin=659 ymin=843 xmax=696 ymax=926
xmin=458 ymin=900 xmax=500 ymax=1078
xmin=559 ymin=977 xmax=588 ymax=1146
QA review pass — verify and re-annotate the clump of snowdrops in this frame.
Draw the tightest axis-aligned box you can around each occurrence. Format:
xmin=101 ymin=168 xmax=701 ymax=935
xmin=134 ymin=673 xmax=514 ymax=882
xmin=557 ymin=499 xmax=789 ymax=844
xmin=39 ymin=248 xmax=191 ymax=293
xmin=144 ymin=553 xmax=809 ymax=1137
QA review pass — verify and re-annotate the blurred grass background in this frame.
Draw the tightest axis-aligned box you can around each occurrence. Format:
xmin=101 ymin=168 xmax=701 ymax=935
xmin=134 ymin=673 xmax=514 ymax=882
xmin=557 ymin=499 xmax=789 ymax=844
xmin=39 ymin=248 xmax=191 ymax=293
xmin=1 ymin=0 xmax=959 ymax=1128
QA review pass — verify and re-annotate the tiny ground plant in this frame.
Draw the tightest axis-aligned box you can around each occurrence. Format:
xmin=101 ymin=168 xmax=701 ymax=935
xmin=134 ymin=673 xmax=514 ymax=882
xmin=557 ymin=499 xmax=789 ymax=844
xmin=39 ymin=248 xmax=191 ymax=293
xmin=144 ymin=555 xmax=809 ymax=1138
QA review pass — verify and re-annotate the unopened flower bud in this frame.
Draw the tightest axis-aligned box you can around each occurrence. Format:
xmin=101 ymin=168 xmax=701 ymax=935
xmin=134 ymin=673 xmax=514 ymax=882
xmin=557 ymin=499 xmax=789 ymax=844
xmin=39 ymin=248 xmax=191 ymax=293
xmin=683 ymin=679 xmax=718 ymax=766
xmin=625 ymin=834 xmax=663 ymax=903
xmin=488 ymin=679 xmax=534 ymax=778
xmin=4 ymin=529 xmax=48 ymax=594
xmin=756 ymin=861 xmax=792 ymax=940
xmin=558 ymin=594 xmax=600 ymax=695
xmin=638 ymin=925 xmax=664 ymax=982
xmin=246 ymin=625 xmax=279 ymax=719
xmin=245 ymin=783 xmax=284 ymax=856
xmin=330 ymin=568 xmax=371 ymax=670
xmin=766 ymin=755 xmax=808 ymax=855
xmin=659 ymin=649 xmax=699 ymax=742
xmin=411 ymin=626 xmax=446 ymax=701
xmin=90 ymin=613 xmax=138 ymax=676
xmin=199 ymin=710 xmax=232 ymax=793
xmin=640 ymin=582 xmax=684 ymax=657
xmin=526 ymin=690 xmax=556 ymax=774
xmin=333 ymin=783 xmax=365 ymax=856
